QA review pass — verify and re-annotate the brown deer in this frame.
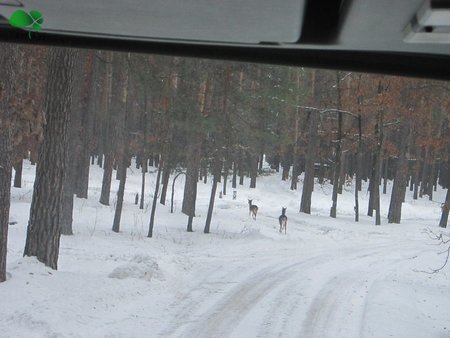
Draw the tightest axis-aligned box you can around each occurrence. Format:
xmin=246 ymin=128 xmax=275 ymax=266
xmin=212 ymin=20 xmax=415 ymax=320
xmin=441 ymin=200 xmax=450 ymax=212
xmin=279 ymin=207 xmax=287 ymax=234
xmin=248 ymin=199 xmax=258 ymax=220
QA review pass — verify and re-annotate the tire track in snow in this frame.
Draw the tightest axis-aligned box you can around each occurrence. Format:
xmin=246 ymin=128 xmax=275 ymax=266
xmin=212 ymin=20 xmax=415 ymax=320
xmin=254 ymin=243 xmax=417 ymax=338
xmin=158 ymin=254 xmax=293 ymax=337
xmin=298 ymin=245 xmax=427 ymax=338
xmin=165 ymin=241 xmax=412 ymax=338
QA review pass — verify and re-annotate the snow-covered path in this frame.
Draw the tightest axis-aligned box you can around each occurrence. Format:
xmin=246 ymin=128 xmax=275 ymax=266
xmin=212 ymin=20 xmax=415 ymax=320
xmin=160 ymin=239 xmax=433 ymax=338
xmin=2 ymin=160 xmax=450 ymax=337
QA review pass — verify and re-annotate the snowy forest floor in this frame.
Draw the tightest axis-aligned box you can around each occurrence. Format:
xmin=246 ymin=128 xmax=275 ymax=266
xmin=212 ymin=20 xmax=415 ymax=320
xmin=1 ymin=160 xmax=450 ymax=338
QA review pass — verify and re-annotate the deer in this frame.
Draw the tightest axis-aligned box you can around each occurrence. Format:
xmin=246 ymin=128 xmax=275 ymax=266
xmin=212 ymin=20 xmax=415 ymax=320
xmin=248 ymin=199 xmax=258 ymax=220
xmin=279 ymin=207 xmax=287 ymax=234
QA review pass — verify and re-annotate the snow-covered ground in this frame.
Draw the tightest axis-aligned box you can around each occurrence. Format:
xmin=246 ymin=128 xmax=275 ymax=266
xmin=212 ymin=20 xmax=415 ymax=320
xmin=1 ymin=160 xmax=450 ymax=338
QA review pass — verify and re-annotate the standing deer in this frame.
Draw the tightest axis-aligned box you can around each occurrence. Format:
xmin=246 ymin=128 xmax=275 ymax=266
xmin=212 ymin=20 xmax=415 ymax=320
xmin=279 ymin=207 xmax=287 ymax=234
xmin=248 ymin=199 xmax=258 ymax=220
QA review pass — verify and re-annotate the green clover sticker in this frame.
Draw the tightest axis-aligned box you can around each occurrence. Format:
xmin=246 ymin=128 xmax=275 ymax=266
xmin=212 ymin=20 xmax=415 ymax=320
xmin=9 ymin=9 xmax=44 ymax=39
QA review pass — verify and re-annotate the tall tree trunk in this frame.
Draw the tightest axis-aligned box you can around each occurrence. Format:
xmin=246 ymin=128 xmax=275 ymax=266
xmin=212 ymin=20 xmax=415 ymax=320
xmin=354 ymin=115 xmax=362 ymax=222
xmin=61 ymin=143 xmax=76 ymax=236
xmin=249 ymin=155 xmax=258 ymax=188
xmin=382 ymin=155 xmax=389 ymax=194
xmin=388 ymin=124 xmax=410 ymax=223
xmin=60 ymin=52 xmax=90 ymax=235
xmin=338 ymin=152 xmax=346 ymax=194
xmin=0 ymin=123 xmax=12 ymax=283
xmin=159 ymin=162 xmax=171 ymax=205
xmin=300 ymin=70 xmax=322 ymax=214
xmin=232 ymin=161 xmax=237 ymax=189
xmin=330 ymin=110 xmax=342 ymax=218
xmin=413 ymin=158 xmax=421 ymax=200
xmin=419 ymin=148 xmax=429 ymax=198
xmin=75 ymin=51 xmax=95 ymax=199
xmin=139 ymin=160 xmax=146 ymax=209
xmin=439 ymin=189 xmax=450 ymax=228
xmin=100 ymin=154 xmax=113 ymax=205
xmin=222 ymin=160 xmax=228 ymax=195
xmin=239 ymin=152 xmax=244 ymax=185
xmin=24 ymin=48 xmax=76 ymax=269
xmin=182 ymin=137 xmax=202 ymax=232
xmin=148 ymin=160 xmax=163 ymax=238
xmin=291 ymin=115 xmax=300 ymax=190
xmin=0 ymin=43 xmax=16 ymax=282
xmin=61 ymin=177 xmax=74 ymax=236
xmin=13 ymin=160 xmax=23 ymax=188
xmin=112 ymin=157 xmax=127 ymax=233
xmin=0 ymin=129 xmax=12 ymax=282
xmin=373 ymin=112 xmax=384 ymax=225
xmin=367 ymin=159 xmax=375 ymax=217
xmin=428 ymin=158 xmax=437 ymax=201
xmin=300 ymin=111 xmax=320 ymax=214
xmin=99 ymin=52 xmax=114 ymax=205
xmin=110 ymin=52 xmax=130 ymax=233
xmin=204 ymin=159 xmax=221 ymax=234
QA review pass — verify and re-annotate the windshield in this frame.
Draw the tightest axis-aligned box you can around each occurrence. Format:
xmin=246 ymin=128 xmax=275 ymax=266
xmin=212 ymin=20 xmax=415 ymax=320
xmin=0 ymin=44 xmax=449 ymax=338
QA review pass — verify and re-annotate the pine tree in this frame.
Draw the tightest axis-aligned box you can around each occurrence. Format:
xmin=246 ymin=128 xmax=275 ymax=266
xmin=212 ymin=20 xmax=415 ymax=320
xmin=24 ymin=47 xmax=77 ymax=269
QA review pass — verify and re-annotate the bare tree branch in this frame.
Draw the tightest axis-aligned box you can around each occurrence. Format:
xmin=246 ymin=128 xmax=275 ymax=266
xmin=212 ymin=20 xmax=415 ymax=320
xmin=416 ymin=229 xmax=450 ymax=274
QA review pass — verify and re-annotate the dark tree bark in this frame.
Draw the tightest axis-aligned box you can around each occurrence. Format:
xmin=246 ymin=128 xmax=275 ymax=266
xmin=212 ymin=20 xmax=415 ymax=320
xmin=223 ymin=160 xmax=228 ymax=195
xmin=139 ymin=160 xmax=146 ymax=209
xmin=330 ymin=109 xmax=343 ymax=218
xmin=419 ymin=148 xmax=429 ymax=198
xmin=249 ymin=155 xmax=258 ymax=188
xmin=439 ymin=189 xmax=450 ymax=228
xmin=61 ymin=181 xmax=74 ymax=235
xmin=367 ymin=158 xmax=375 ymax=217
xmin=239 ymin=151 xmax=244 ymax=185
xmin=75 ymin=51 xmax=95 ymax=199
xmin=428 ymin=158 xmax=437 ymax=201
xmin=373 ymin=113 xmax=384 ymax=225
xmin=60 ymin=52 xmax=91 ymax=235
xmin=112 ymin=157 xmax=127 ymax=233
xmin=300 ymin=111 xmax=320 ymax=214
xmin=300 ymin=70 xmax=322 ymax=214
xmin=182 ymin=137 xmax=202 ymax=232
xmin=13 ymin=160 xmax=23 ymax=188
xmin=291 ymin=115 xmax=300 ymax=190
xmin=97 ymin=154 xmax=103 ymax=168
xmin=0 ymin=129 xmax=12 ymax=282
xmin=159 ymin=162 xmax=171 ymax=205
xmin=61 ymin=133 xmax=77 ymax=236
xmin=148 ymin=159 xmax=163 ymax=238
xmin=232 ymin=161 xmax=237 ymax=189
xmin=24 ymin=47 xmax=77 ymax=269
xmin=354 ymin=115 xmax=362 ymax=222
xmin=204 ymin=159 xmax=221 ymax=234
xmin=99 ymin=52 xmax=114 ymax=206
xmin=111 ymin=52 xmax=130 ymax=233
xmin=388 ymin=124 xmax=411 ymax=223
xmin=100 ymin=154 xmax=114 ymax=205
xmin=338 ymin=152 xmax=346 ymax=194
xmin=0 ymin=43 xmax=16 ymax=282
xmin=382 ymin=155 xmax=389 ymax=195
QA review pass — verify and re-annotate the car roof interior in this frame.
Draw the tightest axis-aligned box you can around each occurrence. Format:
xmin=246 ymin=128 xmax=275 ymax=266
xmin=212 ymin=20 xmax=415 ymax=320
xmin=0 ymin=0 xmax=449 ymax=79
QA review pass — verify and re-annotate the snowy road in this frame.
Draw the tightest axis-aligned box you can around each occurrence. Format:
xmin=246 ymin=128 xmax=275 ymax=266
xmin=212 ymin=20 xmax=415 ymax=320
xmin=3 ymin=161 xmax=450 ymax=338
xmin=160 ymin=240 xmax=429 ymax=338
